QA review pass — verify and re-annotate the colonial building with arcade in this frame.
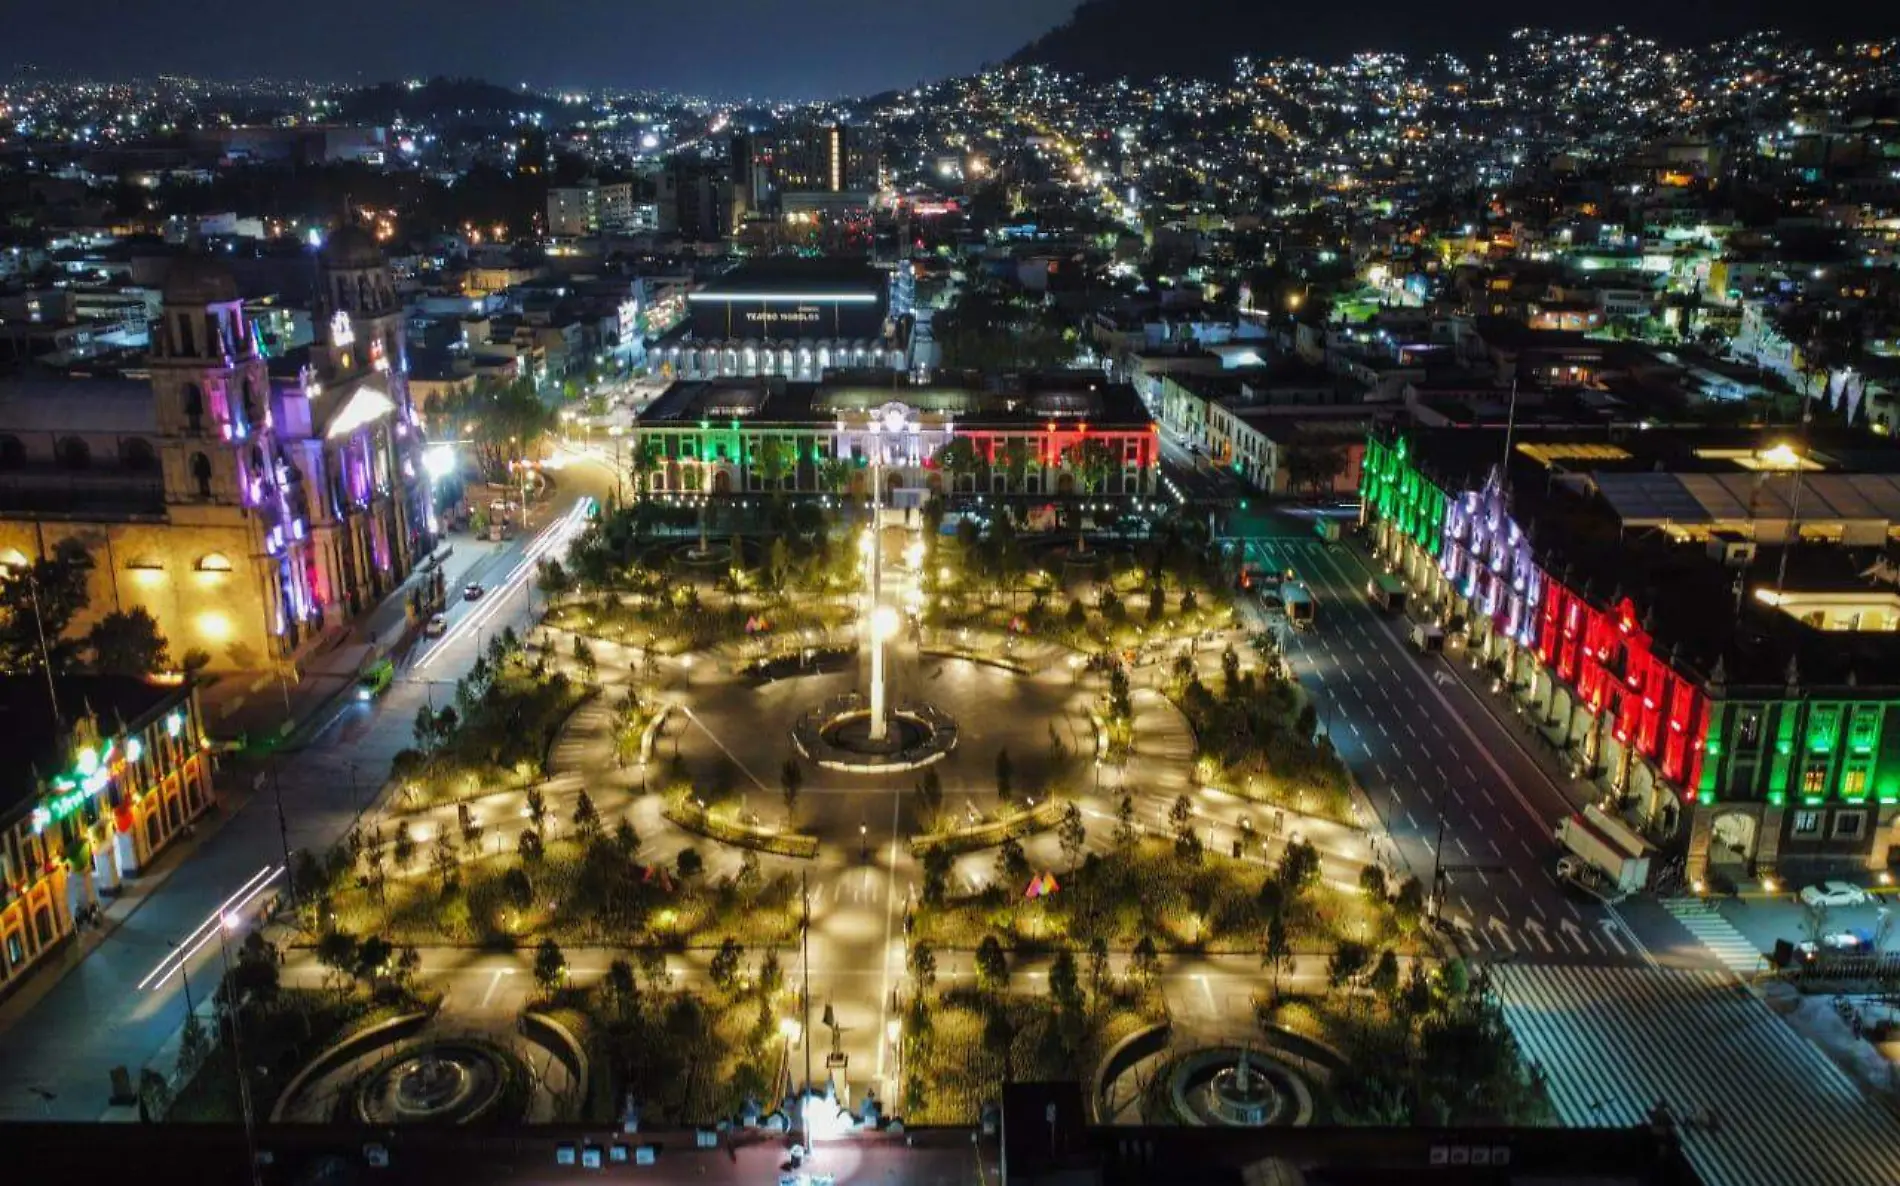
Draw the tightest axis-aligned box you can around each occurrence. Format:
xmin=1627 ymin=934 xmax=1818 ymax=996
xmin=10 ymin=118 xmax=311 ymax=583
xmin=633 ymin=372 xmax=1159 ymax=507
xmin=0 ymin=228 xmax=431 ymax=670
xmin=1363 ymin=426 xmax=1900 ymax=886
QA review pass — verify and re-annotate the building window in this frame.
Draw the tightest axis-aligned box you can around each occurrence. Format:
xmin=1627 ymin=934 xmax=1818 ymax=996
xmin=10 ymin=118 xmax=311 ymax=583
xmin=1833 ymin=811 xmax=1866 ymax=841
xmin=1844 ymin=770 xmax=1869 ymax=798
xmin=119 ymin=437 xmax=157 ymax=472
xmin=1803 ymin=768 xmax=1827 ymax=795
xmin=196 ymin=553 xmax=233 ymax=573
xmin=1793 ymin=811 xmax=1822 ymax=837
xmin=5 ymin=931 xmax=22 ymax=968
xmin=33 ymin=906 xmax=53 ymax=944
xmin=1737 ymin=710 xmax=1762 ymax=747
xmin=0 ymin=435 xmax=23 ymax=470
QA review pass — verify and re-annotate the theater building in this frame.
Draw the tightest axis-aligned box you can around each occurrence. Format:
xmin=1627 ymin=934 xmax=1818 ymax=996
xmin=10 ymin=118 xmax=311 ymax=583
xmin=0 ymin=676 xmax=213 ymax=995
xmin=634 ymin=372 xmax=1159 ymax=506
xmin=651 ymin=259 xmax=912 ymax=381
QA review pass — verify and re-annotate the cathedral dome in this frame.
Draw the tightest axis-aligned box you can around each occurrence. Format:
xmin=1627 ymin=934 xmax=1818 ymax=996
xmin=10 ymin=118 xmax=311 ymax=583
xmin=162 ymin=253 xmax=240 ymax=306
xmin=323 ymin=225 xmax=386 ymax=270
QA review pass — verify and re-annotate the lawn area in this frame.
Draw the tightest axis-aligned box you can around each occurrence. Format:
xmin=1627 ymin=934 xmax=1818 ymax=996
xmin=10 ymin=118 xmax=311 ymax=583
xmin=902 ymin=981 xmax=1165 ymax=1126
xmin=325 ymin=830 xmax=802 ymax=950
xmin=912 ymin=835 xmax=1419 ymax=956
xmin=554 ymin=946 xmax=793 ymax=1125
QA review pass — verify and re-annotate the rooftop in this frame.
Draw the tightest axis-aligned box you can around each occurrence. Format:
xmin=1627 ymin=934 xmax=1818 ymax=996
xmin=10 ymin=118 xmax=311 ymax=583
xmin=693 ymin=257 xmax=887 ymax=301
xmin=639 ymin=370 xmax=1152 ymax=430
xmin=1397 ymin=426 xmax=1900 ymax=690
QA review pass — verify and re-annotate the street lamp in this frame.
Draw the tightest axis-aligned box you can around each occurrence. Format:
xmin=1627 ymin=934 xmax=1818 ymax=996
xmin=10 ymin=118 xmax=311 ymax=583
xmin=214 ymin=912 xmax=262 ymax=1186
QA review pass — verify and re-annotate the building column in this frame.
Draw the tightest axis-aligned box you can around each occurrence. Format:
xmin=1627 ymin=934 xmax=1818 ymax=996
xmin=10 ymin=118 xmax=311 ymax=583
xmin=1755 ymin=805 xmax=1787 ymax=873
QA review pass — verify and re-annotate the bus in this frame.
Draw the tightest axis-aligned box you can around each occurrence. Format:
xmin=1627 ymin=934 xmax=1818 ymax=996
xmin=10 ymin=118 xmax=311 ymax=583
xmin=356 ymin=656 xmax=395 ymax=702
xmin=1367 ymin=572 xmax=1407 ymax=614
xmin=1281 ymin=582 xmax=1316 ymax=630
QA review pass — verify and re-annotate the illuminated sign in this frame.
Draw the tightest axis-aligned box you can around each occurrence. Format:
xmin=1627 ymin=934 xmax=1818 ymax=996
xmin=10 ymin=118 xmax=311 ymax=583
xmin=331 ymin=311 xmax=356 ymax=348
xmin=31 ymin=735 xmax=144 ymax=834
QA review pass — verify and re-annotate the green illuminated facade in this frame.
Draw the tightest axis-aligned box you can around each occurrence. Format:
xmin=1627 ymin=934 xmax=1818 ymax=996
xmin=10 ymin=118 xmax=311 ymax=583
xmin=1360 ymin=436 xmax=1446 ymax=556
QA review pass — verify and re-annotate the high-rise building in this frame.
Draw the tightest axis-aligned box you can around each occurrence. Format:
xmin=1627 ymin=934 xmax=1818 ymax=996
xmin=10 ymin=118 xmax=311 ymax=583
xmin=733 ymin=122 xmax=882 ymax=213
xmin=547 ymin=179 xmax=635 ymax=236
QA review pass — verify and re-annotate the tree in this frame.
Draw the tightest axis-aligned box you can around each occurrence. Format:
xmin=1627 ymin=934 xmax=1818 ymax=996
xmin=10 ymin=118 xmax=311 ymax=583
xmin=612 ymin=817 xmax=639 ymax=860
xmin=1262 ymin=908 xmax=1294 ymax=998
xmin=1368 ymin=949 xmax=1402 ymax=1000
xmin=0 ymin=542 xmax=92 ymax=673
xmin=1064 ymin=598 xmax=1088 ymax=630
xmin=709 ymin=937 xmax=744 ymax=992
xmin=86 ymin=608 xmax=170 ymax=677
xmin=974 ymin=935 xmax=1010 ymax=992
xmin=675 ymin=847 xmax=704 ymax=881
xmin=517 ymin=827 xmax=544 ymax=863
xmin=572 ymin=789 xmax=601 ymax=840
xmin=757 ymin=947 xmax=783 ymax=997
xmin=315 ymin=930 xmax=359 ymax=996
xmin=908 ymin=940 xmax=938 ymax=997
xmin=354 ymin=935 xmax=395 ymax=989
xmin=532 ymin=938 xmax=568 ymax=997
xmin=1283 ymin=444 xmax=1350 ymax=499
xmin=1057 ymin=802 xmax=1087 ymax=870
xmin=1168 ymin=794 xmax=1195 ymax=846
xmin=457 ymin=802 xmax=483 ymax=852
xmin=392 ymin=823 xmax=416 ymax=873
xmin=1358 ymin=864 xmax=1389 ymax=902
xmin=1327 ymin=939 xmax=1372 ymax=992
xmin=1087 ymin=935 xmax=1111 ymax=997
xmin=502 ymin=865 xmax=534 ymax=911
xmin=525 ymin=785 xmax=547 ymax=833
xmin=996 ymin=836 xmax=1030 ymax=888
xmin=933 ymin=437 xmax=985 ymax=494
xmin=922 ymin=846 xmax=953 ymax=907
xmin=1277 ymin=838 xmax=1321 ymax=899
xmin=780 ymin=759 xmax=804 ymax=826
xmin=1066 ymin=438 xmax=1117 ymax=548
xmin=1115 ymin=794 xmax=1137 ymax=848
xmin=916 ymin=768 xmax=944 ymax=830
xmin=1129 ymin=935 xmax=1161 ymax=987
xmin=606 ymin=958 xmax=639 ymax=1015
xmin=571 ymin=635 xmax=597 ymax=683
xmin=430 ymin=831 xmax=458 ymax=889
xmin=1048 ymin=949 xmax=1083 ymax=1014
xmin=995 ymin=748 xmax=1014 ymax=804
xmin=536 ymin=558 xmax=572 ymax=598
xmin=1393 ymin=875 xmax=1426 ymax=933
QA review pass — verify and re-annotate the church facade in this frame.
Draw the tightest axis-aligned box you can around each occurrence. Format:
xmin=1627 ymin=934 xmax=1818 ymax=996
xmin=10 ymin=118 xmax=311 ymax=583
xmin=0 ymin=229 xmax=432 ymax=671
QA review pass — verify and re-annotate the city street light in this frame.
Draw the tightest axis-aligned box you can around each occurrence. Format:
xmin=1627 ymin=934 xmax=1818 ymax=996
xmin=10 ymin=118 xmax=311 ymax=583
xmin=214 ymin=912 xmax=262 ymax=1186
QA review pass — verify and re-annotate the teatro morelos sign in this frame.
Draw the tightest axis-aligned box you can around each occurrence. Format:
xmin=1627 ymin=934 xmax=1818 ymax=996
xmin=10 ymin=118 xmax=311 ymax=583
xmin=687 ymin=289 xmax=881 ymax=338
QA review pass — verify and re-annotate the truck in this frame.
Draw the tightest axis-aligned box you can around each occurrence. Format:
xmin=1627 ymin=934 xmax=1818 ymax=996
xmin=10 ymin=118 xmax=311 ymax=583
xmin=1281 ymin=582 xmax=1316 ymax=630
xmin=1409 ymin=621 xmax=1445 ymax=653
xmin=1367 ymin=572 xmax=1407 ymax=614
xmin=1314 ymin=519 xmax=1343 ymax=544
xmin=1554 ymin=805 xmax=1653 ymax=900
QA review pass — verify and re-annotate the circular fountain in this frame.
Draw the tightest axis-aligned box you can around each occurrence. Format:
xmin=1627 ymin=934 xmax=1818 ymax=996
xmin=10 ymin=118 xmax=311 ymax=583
xmin=353 ymin=1040 xmax=515 ymax=1125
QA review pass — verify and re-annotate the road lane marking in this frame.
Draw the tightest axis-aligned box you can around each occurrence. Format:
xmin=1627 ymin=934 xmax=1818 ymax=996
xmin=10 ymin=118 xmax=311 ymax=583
xmin=480 ymin=968 xmax=513 ymax=1008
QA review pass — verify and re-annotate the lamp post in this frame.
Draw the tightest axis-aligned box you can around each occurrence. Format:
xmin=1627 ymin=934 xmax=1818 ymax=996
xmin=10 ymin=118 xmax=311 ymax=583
xmin=269 ymin=758 xmax=296 ymax=909
xmin=215 ymin=912 xmax=262 ymax=1186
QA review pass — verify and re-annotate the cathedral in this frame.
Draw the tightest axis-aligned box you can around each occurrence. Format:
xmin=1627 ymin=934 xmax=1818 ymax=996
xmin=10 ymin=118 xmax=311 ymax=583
xmin=0 ymin=229 xmax=433 ymax=671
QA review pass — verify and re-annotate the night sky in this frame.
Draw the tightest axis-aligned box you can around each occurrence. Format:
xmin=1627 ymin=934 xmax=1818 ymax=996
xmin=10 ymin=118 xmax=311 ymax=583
xmin=12 ymin=0 xmax=1900 ymax=100
xmin=10 ymin=0 xmax=1080 ymax=100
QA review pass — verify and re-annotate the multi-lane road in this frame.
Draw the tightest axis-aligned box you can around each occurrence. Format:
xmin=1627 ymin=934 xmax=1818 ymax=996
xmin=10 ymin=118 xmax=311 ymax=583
xmin=1235 ymin=519 xmax=1655 ymax=968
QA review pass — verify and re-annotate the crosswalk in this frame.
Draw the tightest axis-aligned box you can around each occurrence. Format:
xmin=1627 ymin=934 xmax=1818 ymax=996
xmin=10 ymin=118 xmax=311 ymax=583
xmin=1661 ymin=898 xmax=1766 ymax=977
xmin=1498 ymin=964 xmax=1900 ymax=1186
xmin=548 ymin=698 xmax=614 ymax=776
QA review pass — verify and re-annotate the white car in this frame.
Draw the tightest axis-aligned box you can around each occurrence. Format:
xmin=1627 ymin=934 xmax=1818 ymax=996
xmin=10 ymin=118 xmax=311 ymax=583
xmin=1800 ymin=881 xmax=1871 ymax=909
xmin=425 ymin=614 xmax=447 ymax=638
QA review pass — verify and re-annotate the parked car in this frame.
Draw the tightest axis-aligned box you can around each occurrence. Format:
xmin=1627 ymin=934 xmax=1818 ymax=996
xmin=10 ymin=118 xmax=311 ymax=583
xmin=425 ymin=614 xmax=448 ymax=638
xmin=1800 ymin=881 xmax=1871 ymax=909
xmin=463 ymin=582 xmax=485 ymax=601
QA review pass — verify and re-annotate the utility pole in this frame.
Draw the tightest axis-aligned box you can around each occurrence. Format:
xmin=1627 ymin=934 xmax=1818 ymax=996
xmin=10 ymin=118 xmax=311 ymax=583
xmin=270 ymin=759 xmax=296 ymax=908
xmin=214 ymin=919 xmax=263 ymax=1186
xmin=801 ymin=868 xmax=813 ymax=1148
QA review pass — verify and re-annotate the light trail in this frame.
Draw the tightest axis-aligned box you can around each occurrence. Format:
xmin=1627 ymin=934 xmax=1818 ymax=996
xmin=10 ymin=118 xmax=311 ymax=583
xmin=136 ymin=863 xmax=285 ymax=991
xmin=416 ymin=497 xmax=591 ymax=672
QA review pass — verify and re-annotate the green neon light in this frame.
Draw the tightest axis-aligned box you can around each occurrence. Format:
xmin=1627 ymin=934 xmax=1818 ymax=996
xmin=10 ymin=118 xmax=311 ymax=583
xmin=1767 ymin=791 xmax=1787 ymax=806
